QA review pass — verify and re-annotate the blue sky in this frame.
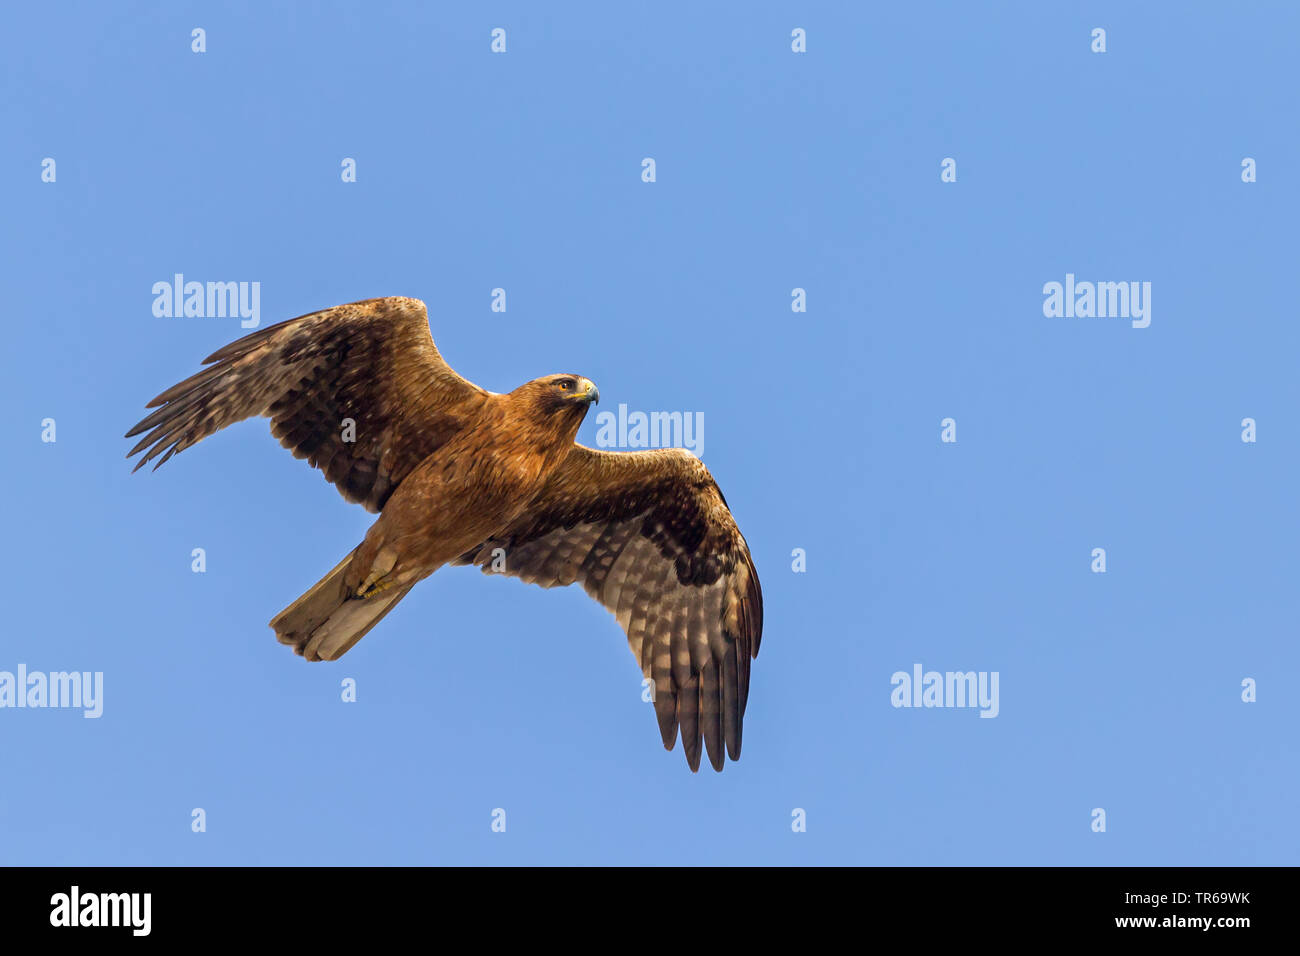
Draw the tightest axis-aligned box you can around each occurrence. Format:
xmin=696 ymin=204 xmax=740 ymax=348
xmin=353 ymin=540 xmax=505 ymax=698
xmin=2 ymin=1 xmax=1296 ymax=865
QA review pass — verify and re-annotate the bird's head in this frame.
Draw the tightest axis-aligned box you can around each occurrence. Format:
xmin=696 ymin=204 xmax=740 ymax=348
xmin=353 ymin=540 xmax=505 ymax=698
xmin=514 ymin=374 xmax=600 ymax=433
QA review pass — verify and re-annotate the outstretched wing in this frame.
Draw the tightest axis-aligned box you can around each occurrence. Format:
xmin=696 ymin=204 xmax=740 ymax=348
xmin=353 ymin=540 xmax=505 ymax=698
xmin=454 ymin=445 xmax=763 ymax=772
xmin=125 ymin=296 xmax=489 ymax=512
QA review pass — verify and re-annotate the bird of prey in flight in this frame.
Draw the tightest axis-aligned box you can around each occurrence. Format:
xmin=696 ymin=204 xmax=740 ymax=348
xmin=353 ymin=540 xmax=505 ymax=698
xmin=125 ymin=297 xmax=763 ymax=772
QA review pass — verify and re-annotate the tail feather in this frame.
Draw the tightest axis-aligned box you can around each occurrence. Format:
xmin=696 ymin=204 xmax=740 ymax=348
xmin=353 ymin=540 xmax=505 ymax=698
xmin=270 ymin=548 xmax=413 ymax=661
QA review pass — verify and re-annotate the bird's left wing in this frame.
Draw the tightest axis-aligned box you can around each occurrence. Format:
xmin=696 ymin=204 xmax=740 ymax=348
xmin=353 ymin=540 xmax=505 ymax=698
xmin=125 ymin=296 xmax=489 ymax=512
xmin=454 ymin=445 xmax=763 ymax=772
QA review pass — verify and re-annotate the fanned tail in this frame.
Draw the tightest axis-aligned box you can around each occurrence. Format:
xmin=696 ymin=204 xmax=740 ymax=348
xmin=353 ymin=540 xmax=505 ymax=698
xmin=270 ymin=548 xmax=413 ymax=661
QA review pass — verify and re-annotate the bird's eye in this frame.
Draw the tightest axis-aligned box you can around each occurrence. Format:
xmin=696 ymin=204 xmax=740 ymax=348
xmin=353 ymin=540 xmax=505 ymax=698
xmin=558 ymin=380 xmax=572 ymax=390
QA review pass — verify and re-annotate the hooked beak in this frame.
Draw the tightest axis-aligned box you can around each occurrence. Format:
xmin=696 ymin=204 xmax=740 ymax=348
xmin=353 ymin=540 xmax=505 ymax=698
xmin=580 ymin=379 xmax=600 ymax=405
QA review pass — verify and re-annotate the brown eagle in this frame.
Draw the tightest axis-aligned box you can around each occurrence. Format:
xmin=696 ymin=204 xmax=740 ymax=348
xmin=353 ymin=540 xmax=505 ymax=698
xmin=125 ymin=297 xmax=762 ymax=772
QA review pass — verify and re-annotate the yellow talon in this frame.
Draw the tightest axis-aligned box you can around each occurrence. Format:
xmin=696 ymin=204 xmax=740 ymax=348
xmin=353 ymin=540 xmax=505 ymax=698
xmin=358 ymin=577 xmax=394 ymax=599
xmin=356 ymin=546 xmax=400 ymax=598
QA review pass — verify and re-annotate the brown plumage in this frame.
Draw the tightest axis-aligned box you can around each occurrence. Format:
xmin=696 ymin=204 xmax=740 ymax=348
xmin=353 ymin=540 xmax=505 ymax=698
xmin=125 ymin=296 xmax=762 ymax=772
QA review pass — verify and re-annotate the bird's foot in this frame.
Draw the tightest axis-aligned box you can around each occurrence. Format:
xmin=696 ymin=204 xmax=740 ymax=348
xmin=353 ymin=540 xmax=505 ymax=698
xmin=357 ymin=577 xmax=395 ymax=599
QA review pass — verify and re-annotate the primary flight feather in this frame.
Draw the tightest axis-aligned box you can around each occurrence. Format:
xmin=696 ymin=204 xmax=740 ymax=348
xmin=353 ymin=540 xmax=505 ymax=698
xmin=125 ymin=296 xmax=763 ymax=772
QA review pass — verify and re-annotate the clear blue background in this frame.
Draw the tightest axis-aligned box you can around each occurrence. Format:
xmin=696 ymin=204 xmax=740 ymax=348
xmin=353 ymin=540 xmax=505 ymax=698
xmin=2 ymin=1 xmax=1295 ymax=865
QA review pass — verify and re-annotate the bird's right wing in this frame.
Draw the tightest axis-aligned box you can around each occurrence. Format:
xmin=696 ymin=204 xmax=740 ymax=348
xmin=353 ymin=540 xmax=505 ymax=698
xmin=455 ymin=445 xmax=763 ymax=772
